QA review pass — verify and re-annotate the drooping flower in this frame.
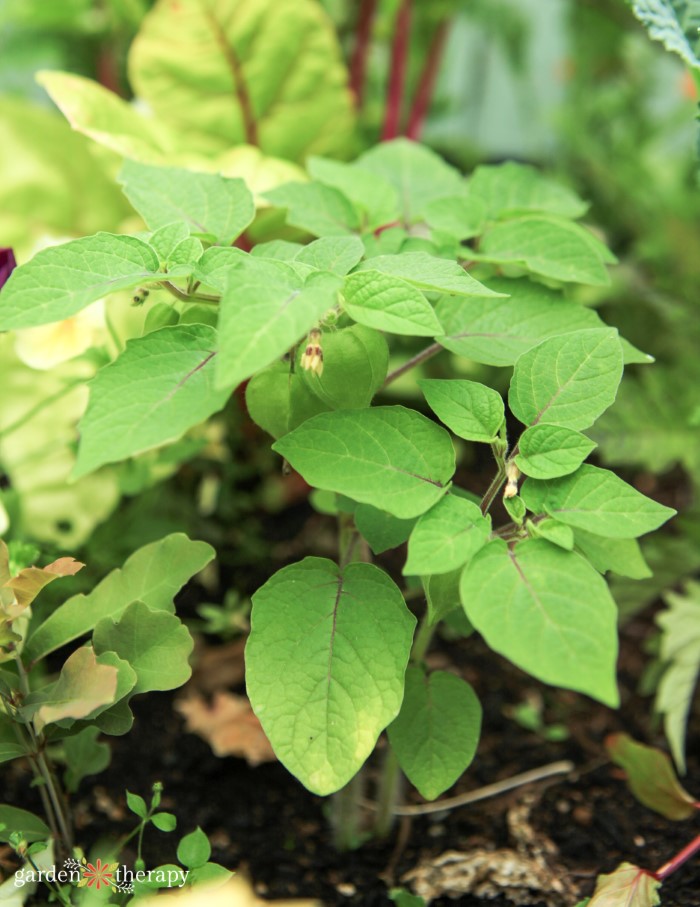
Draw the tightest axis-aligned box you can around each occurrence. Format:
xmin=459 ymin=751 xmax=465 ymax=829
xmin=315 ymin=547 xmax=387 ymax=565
xmin=0 ymin=248 xmax=16 ymax=290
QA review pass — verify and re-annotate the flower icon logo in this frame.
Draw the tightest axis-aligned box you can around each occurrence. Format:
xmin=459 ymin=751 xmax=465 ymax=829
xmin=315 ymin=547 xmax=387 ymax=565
xmin=77 ymin=858 xmax=119 ymax=891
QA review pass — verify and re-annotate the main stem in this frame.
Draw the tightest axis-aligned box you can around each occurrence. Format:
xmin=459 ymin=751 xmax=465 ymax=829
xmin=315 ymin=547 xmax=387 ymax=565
xmin=349 ymin=0 xmax=377 ymax=107
xmin=382 ymin=0 xmax=412 ymax=140
xmin=405 ymin=19 xmax=450 ymax=140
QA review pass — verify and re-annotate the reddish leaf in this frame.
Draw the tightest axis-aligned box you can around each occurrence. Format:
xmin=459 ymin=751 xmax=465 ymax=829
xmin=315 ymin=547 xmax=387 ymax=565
xmin=606 ymin=733 xmax=698 ymax=820
xmin=587 ymin=863 xmax=660 ymax=907
xmin=6 ymin=557 xmax=84 ymax=611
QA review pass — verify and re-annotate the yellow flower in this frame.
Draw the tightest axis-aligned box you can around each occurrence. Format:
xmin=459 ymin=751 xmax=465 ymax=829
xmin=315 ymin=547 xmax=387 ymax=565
xmin=15 ymin=299 xmax=106 ymax=370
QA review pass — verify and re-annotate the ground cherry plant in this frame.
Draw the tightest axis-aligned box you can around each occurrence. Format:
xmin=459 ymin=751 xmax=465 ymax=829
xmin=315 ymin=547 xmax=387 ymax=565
xmin=0 ymin=131 xmax=678 ymax=856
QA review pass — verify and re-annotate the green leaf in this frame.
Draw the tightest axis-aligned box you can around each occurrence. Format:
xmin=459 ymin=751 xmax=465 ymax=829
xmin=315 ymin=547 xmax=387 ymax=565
xmin=656 ymin=581 xmax=700 ymax=772
xmin=24 ymin=646 xmax=118 ymax=733
xmin=388 ymin=667 xmax=481 ymax=800
xmin=477 ymin=215 xmax=614 ymax=286
xmin=176 ymin=827 xmax=211 ymax=869
xmin=295 ymin=236 xmax=365 ymax=275
xmin=0 ymin=806 xmax=50 ymax=844
xmin=192 ymin=246 xmax=247 ymax=293
xmin=630 ymin=0 xmax=700 ymax=70
xmin=119 ymin=160 xmax=255 ymax=245
xmin=515 ymin=424 xmax=596 ymax=479
xmin=273 ymin=406 xmax=455 ymax=519
xmin=354 ymin=505 xmax=417 ymax=555
xmin=64 ymin=727 xmax=111 ymax=793
xmin=299 ymin=324 xmax=389 ymax=410
xmin=461 ymin=539 xmax=619 ymax=705
xmin=128 ymin=0 xmax=356 ymax=163
xmin=404 ymin=496 xmax=491 ymax=576
xmin=264 ymin=181 xmax=360 ymax=236
xmin=148 ymin=223 xmax=191 ymax=263
xmin=528 ymin=518 xmax=574 ymax=550
xmin=343 ymin=271 xmax=443 ymax=336
xmin=355 ymin=139 xmax=463 ymax=223
xmin=126 ymin=790 xmax=148 ymax=819
xmin=246 ymin=361 xmax=328 ymax=439
xmin=25 ymin=534 xmax=213 ymax=663
xmin=216 ymin=259 xmax=341 ymax=389
xmin=0 ymin=715 xmax=28 ymax=765
xmin=0 ymin=233 xmax=162 ymax=329
xmin=74 ymin=325 xmax=231 ymax=478
xmin=423 ymin=195 xmax=486 ymax=240
xmin=358 ymin=252 xmax=502 ymax=298
xmin=586 ymin=863 xmax=660 ymax=907
xmin=573 ymin=529 xmax=652 ymax=579
xmin=468 ymin=162 xmax=588 ymax=220
xmin=151 ymin=812 xmax=177 ymax=832
xmin=436 ymin=278 xmax=612 ymax=367
xmin=246 ymin=557 xmax=416 ymax=794
xmin=504 ymin=494 xmax=527 ymax=525
xmin=423 ymin=569 xmax=463 ymax=625
xmin=37 ymin=70 xmax=169 ymax=162
xmin=509 ymin=329 xmax=624 ymax=430
xmin=605 ymin=733 xmax=697 ymax=820
xmin=307 ymin=156 xmax=399 ymax=230
xmin=419 ymin=379 xmax=504 ymax=443
xmin=93 ymin=601 xmax=194 ymax=694
xmin=521 ymin=465 xmax=676 ymax=538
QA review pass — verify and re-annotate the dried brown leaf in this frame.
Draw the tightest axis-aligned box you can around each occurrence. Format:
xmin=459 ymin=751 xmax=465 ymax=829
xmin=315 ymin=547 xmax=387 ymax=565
xmin=176 ymin=692 xmax=276 ymax=766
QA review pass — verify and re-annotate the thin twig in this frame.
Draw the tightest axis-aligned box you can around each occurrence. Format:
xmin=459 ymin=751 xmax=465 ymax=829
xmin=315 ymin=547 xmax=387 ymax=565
xmin=362 ymin=760 xmax=575 ymax=816
xmin=384 ymin=341 xmax=442 ymax=387
xmin=406 ymin=19 xmax=450 ymax=139
xmin=159 ymin=281 xmax=220 ymax=305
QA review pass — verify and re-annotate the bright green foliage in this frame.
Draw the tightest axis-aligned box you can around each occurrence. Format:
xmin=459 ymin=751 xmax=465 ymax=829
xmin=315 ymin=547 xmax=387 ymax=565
xmin=461 ymin=539 xmax=620 ymax=705
xmin=655 ymin=581 xmax=700 ymax=772
xmin=529 ymin=519 xmax=575 ymax=550
xmin=423 ymin=195 xmax=486 ymax=240
xmin=509 ymin=329 xmax=624 ymax=429
xmin=307 ymin=156 xmax=399 ymax=230
xmin=522 ymin=465 xmax=676 ymax=538
xmin=388 ymin=667 xmax=481 ymax=800
xmin=264 ymin=181 xmax=360 ymax=236
xmin=515 ymin=424 xmax=596 ymax=479
xmin=468 ymin=162 xmax=588 ymax=219
xmin=0 ymin=806 xmax=50 ymax=844
xmin=358 ymin=252 xmax=500 ymax=297
xmin=25 ymin=534 xmax=213 ymax=663
xmin=177 ymin=828 xmax=211 ymax=869
xmin=0 ymin=233 xmax=163 ymax=329
xmin=246 ymin=557 xmax=415 ymax=794
xmin=295 ymin=236 xmax=365 ymax=275
xmin=477 ymin=215 xmax=614 ymax=285
xmin=75 ymin=325 xmax=230 ymax=477
xmin=273 ymin=406 xmax=455 ymax=518
xmin=424 ymin=569 xmax=463 ymax=626
xmin=419 ymin=379 xmax=504 ymax=443
xmin=404 ymin=496 xmax=491 ymax=575
xmin=128 ymin=0 xmax=356 ymax=163
xmin=354 ymin=505 xmax=417 ymax=555
xmin=120 ymin=160 xmax=255 ymax=244
xmin=216 ymin=259 xmax=341 ymax=389
xmin=246 ymin=361 xmax=328 ymax=439
xmin=343 ymin=271 xmax=443 ymax=336
xmin=573 ymin=530 xmax=652 ymax=579
xmin=64 ymin=727 xmax=111 ymax=793
xmin=93 ymin=601 xmax=194 ymax=693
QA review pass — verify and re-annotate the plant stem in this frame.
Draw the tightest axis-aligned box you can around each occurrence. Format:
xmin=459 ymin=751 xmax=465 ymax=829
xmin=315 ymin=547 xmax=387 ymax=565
xmin=159 ymin=281 xmax=220 ymax=305
xmin=654 ymin=831 xmax=700 ymax=881
xmin=480 ymin=466 xmax=506 ymax=516
xmin=374 ymin=747 xmax=402 ymax=839
xmin=382 ymin=0 xmax=412 ymax=140
xmin=384 ymin=341 xmax=442 ymax=387
xmin=331 ymin=772 xmax=365 ymax=851
xmin=349 ymin=0 xmax=377 ymax=107
xmin=406 ymin=19 xmax=450 ymax=140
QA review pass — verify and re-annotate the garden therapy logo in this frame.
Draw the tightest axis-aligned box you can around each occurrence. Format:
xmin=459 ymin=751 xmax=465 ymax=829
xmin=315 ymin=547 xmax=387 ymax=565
xmin=14 ymin=857 xmax=189 ymax=892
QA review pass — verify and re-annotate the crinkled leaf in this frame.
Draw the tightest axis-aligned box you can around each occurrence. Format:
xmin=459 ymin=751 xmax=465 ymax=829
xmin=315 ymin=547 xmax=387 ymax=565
xmin=343 ymin=271 xmax=443 ymax=336
xmin=630 ymin=0 xmax=700 ymax=69
xmin=358 ymin=252 xmax=501 ymax=298
xmin=273 ymin=406 xmax=455 ymax=519
xmin=656 ymin=581 xmax=700 ymax=772
xmin=216 ymin=259 xmax=341 ymax=389
xmin=264 ymin=181 xmax=360 ymax=236
xmin=477 ymin=215 xmax=614 ymax=285
xmin=606 ymin=732 xmax=697 ymax=819
xmin=0 ymin=233 xmax=163 ymax=329
xmin=404 ymin=496 xmax=491 ymax=576
xmin=93 ymin=601 xmax=194 ymax=694
xmin=468 ymin=162 xmax=588 ymax=219
xmin=587 ymin=863 xmax=660 ymax=907
xmin=388 ymin=667 xmax=481 ymax=800
xmin=191 ymin=246 xmax=248 ymax=293
xmin=295 ymin=236 xmax=365 ymax=275
xmin=25 ymin=534 xmax=213 ymax=663
xmin=419 ymin=379 xmax=504 ymax=443
xmin=509 ymin=329 xmax=624 ymax=430
xmin=247 ymin=557 xmax=416 ymax=795
xmin=461 ymin=539 xmax=619 ymax=705
xmin=522 ymin=465 xmax=676 ymax=538
xmin=515 ymin=424 xmax=596 ymax=479
xmin=129 ymin=0 xmax=356 ymax=162
xmin=119 ymin=160 xmax=255 ymax=244
xmin=74 ymin=325 xmax=231 ymax=478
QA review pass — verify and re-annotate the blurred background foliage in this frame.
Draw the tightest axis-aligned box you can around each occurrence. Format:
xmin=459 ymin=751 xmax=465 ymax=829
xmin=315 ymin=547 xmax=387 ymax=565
xmin=0 ymin=0 xmax=699 ymax=756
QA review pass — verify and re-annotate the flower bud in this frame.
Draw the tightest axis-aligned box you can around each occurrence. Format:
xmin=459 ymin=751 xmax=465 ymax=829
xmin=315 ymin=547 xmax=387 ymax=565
xmin=301 ymin=329 xmax=324 ymax=376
